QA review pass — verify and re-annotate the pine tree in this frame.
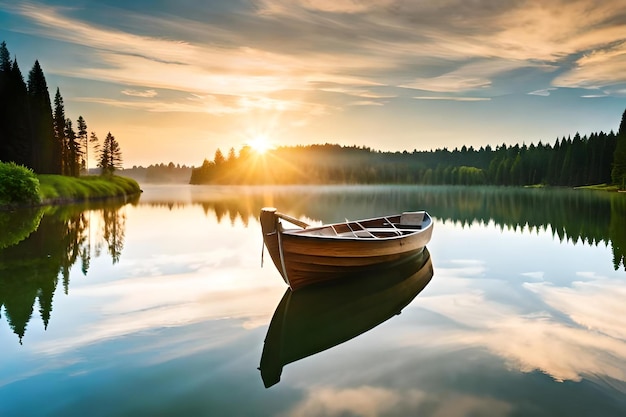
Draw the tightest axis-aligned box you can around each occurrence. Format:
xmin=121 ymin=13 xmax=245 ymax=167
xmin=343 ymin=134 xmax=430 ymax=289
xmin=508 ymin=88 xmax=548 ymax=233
xmin=64 ymin=118 xmax=81 ymax=176
xmin=227 ymin=147 xmax=236 ymax=162
xmin=98 ymin=132 xmax=123 ymax=175
xmin=88 ymin=131 xmax=99 ymax=173
xmin=107 ymin=133 xmax=123 ymax=172
xmin=214 ymin=148 xmax=225 ymax=164
xmin=27 ymin=60 xmax=56 ymax=173
xmin=98 ymin=132 xmax=111 ymax=174
xmin=0 ymin=41 xmax=10 ymax=72
xmin=0 ymin=41 xmax=13 ymax=163
xmin=53 ymin=88 xmax=66 ymax=174
xmin=611 ymin=109 xmax=626 ymax=190
xmin=76 ymin=116 xmax=88 ymax=172
xmin=0 ymin=43 xmax=31 ymax=166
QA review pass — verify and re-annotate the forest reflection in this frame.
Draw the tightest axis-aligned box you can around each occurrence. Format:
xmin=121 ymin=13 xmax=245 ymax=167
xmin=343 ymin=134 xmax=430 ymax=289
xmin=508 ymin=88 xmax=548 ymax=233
xmin=142 ymin=185 xmax=626 ymax=271
xmin=0 ymin=196 xmax=136 ymax=343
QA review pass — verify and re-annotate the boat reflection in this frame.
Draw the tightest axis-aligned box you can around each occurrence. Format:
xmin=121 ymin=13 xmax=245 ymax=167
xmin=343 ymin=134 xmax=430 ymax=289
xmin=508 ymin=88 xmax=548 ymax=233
xmin=259 ymin=248 xmax=434 ymax=388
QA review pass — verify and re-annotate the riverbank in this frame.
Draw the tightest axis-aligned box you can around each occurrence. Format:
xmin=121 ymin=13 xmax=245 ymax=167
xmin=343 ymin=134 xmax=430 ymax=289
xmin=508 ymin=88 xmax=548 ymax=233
xmin=0 ymin=162 xmax=142 ymax=210
xmin=38 ymin=174 xmax=141 ymax=205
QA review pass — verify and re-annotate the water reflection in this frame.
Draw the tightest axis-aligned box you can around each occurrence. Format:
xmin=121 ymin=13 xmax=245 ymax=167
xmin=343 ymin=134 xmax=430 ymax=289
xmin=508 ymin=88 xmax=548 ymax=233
xmin=0 ymin=198 xmax=136 ymax=343
xmin=141 ymin=185 xmax=626 ymax=270
xmin=259 ymin=248 xmax=434 ymax=388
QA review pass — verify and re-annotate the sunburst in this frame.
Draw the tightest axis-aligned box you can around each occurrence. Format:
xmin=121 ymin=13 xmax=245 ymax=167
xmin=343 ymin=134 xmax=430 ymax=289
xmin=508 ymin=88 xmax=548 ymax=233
xmin=248 ymin=134 xmax=271 ymax=154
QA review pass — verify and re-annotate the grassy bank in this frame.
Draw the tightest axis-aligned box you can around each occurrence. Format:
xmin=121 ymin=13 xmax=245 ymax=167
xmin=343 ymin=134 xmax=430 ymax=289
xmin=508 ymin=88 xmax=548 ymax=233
xmin=1 ymin=161 xmax=141 ymax=209
xmin=38 ymin=174 xmax=141 ymax=203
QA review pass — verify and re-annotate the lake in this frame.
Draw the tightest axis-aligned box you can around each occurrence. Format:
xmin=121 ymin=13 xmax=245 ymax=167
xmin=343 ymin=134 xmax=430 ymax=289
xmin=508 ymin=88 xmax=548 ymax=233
xmin=1 ymin=184 xmax=625 ymax=417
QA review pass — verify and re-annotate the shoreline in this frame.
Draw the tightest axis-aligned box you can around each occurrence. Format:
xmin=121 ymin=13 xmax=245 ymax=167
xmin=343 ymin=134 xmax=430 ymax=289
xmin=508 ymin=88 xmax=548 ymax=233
xmin=0 ymin=174 xmax=142 ymax=211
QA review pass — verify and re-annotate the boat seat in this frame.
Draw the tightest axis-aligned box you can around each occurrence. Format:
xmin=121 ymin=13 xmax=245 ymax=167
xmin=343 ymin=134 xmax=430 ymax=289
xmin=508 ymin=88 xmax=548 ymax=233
xmin=305 ymin=228 xmax=338 ymax=236
xmin=400 ymin=211 xmax=424 ymax=227
xmin=368 ymin=228 xmax=418 ymax=234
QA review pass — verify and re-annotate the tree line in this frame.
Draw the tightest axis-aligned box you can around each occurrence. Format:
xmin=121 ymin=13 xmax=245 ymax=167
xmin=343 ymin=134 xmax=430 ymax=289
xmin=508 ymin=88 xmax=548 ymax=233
xmin=0 ymin=41 xmax=123 ymax=176
xmin=191 ymin=110 xmax=626 ymax=189
xmin=121 ymin=162 xmax=193 ymax=184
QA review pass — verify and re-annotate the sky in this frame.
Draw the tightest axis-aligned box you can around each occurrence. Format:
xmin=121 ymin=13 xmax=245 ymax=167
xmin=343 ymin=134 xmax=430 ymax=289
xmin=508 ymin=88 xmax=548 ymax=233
xmin=1 ymin=0 xmax=626 ymax=167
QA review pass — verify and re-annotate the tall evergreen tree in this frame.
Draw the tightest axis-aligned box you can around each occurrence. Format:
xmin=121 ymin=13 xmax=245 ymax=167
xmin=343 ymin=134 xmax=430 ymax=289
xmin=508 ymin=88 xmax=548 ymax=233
xmin=0 ymin=41 xmax=13 ymax=163
xmin=9 ymin=58 xmax=32 ymax=166
xmin=214 ymin=148 xmax=225 ymax=164
xmin=98 ymin=132 xmax=111 ymax=174
xmin=27 ymin=60 xmax=56 ymax=173
xmin=98 ymin=132 xmax=123 ymax=175
xmin=53 ymin=88 xmax=66 ymax=174
xmin=611 ymin=109 xmax=626 ymax=190
xmin=0 ymin=42 xmax=10 ymax=70
xmin=0 ymin=44 xmax=32 ymax=167
xmin=76 ymin=116 xmax=88 ymax=172
xmin=107 ymin=133 xmax=123 ymax=172
xmin=88 ymin=131 xmax=99 ymax=173
xmin=64 ymin=118 xmax=81 ymax=177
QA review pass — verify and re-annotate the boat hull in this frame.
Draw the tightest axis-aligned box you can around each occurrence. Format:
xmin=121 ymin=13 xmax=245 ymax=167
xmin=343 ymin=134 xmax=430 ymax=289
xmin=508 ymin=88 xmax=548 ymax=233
xmin=260 ymin=208 xmax=433 ymax=290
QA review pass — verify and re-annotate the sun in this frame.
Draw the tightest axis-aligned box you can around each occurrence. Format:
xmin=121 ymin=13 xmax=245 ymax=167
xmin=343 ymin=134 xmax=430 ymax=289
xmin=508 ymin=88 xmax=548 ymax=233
xmin=248 ymin=134 xmax=271 ymax=154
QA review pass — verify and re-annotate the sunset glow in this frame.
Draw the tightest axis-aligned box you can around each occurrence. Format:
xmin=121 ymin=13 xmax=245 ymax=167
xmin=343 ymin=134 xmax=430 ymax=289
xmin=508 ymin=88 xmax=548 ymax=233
xmin=248 ymin=134 xmax=272 ymax=154
xmin=1 ymin=1 xmax=625 ymax=167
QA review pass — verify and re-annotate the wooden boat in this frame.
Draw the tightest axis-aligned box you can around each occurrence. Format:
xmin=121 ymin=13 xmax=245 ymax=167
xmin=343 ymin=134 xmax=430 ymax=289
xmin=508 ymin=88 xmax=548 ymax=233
xmin=259 ymin=248 xmax=434 ymax=388
xmin=260 ymin=207 xmax=433 ymax=291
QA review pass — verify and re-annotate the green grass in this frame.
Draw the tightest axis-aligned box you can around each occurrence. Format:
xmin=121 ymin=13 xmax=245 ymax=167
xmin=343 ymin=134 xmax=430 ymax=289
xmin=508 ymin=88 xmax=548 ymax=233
xmin=38 ymin=174 xmax=141 ymax=202
xmin=1 ymin=160 xmax=141 ymax=209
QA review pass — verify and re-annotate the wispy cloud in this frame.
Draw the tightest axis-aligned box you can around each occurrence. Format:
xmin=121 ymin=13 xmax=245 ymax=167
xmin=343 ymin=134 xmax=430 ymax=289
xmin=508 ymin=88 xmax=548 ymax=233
xmin=74 ymin=93 xmax=324 ymax=115
xmin=8 ymin=0 xmax=626 ymax=101
xmin=413 ymin=96 xmax=491 ymax=102
xmin=528 ymin=88 xmax=557 ymax=97
xmin=121 ymin=89 xmax=158 ymax=98
xmin=288 ymin=386 xmax=511 ymax=417
xmin=553 ymin=41 xmax=626 ymax=89
xmin=415 ymin=265 xmax=626 ymax=385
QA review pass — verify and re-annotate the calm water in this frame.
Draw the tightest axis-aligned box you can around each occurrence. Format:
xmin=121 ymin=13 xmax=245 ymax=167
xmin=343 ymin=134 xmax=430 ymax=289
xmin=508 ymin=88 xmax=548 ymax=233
xmin=1 ymin=185 xmax=625 ymax=417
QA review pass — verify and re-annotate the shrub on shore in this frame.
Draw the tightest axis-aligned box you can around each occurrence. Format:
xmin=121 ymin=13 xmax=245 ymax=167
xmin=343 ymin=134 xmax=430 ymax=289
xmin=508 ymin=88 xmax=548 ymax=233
xmin=0 ymin=162 xmax=41 ymax=205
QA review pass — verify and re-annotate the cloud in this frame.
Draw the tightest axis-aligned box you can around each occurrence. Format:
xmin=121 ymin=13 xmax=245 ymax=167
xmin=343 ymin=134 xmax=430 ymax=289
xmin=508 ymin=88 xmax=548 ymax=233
xmin=528 ymin=88 xmax=557 ymax=97
xmin=415 ymin=265 xmax=626 ymax=385
xmin=581 ymin=94 xmax=609 ymax=98
xmin=121 ymin=89 xmax=158 ymax=98
xmin=349 ymin=100 xmax=385 ymax=106
xmin=402 ymin=75 xmax=491 ymax=93
xmin=553 ymin=41 xmax=626 ymax=89
xmin=259 ymin=0 xmax=395 ymax=14
xmin=6 ymin=0 xmax=626 ymax=121
xmin=413 ymin=96 xmax=491 ymax=102
xmin=525 ymin=277 xmax=626 ymax=341
xmin=75 ymin=93 xmax=326 ymax=115
xmin=286 ymin=386 xmax=512 ymax=417
xmin=287 ymin=386 xmax=401 ymax=417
